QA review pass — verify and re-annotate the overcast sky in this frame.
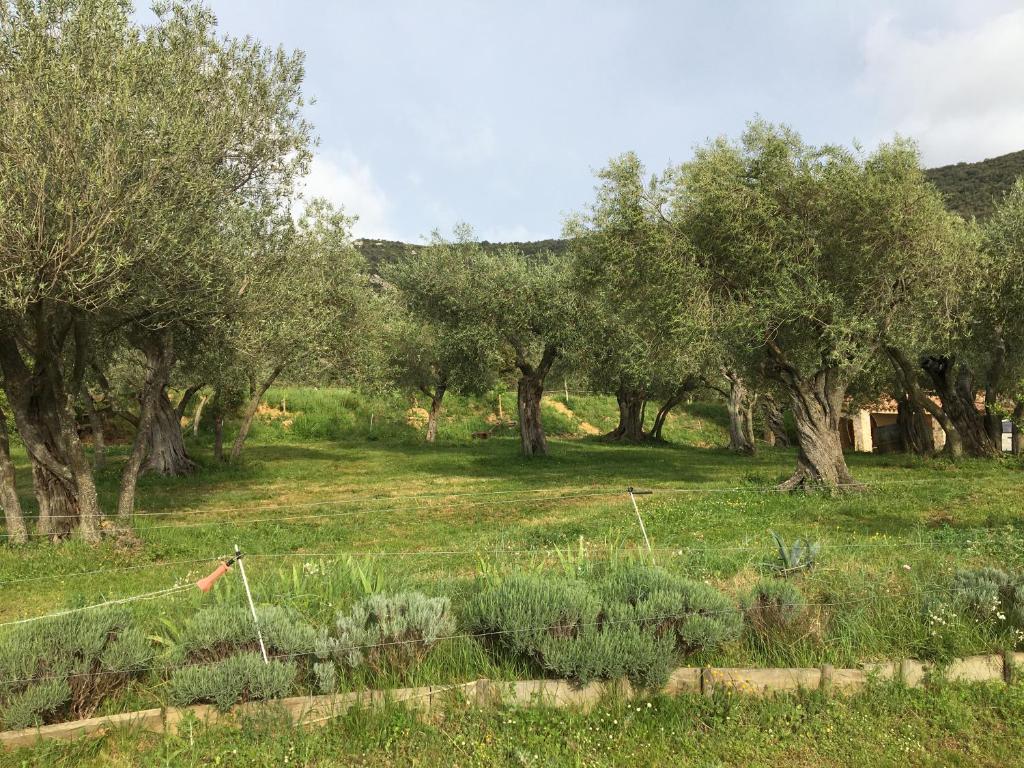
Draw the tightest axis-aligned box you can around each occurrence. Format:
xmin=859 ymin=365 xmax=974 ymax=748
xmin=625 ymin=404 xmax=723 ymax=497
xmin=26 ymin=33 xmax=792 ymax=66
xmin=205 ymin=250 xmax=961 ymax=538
xmin=145 ymin=1 xmax=1024 ymax=242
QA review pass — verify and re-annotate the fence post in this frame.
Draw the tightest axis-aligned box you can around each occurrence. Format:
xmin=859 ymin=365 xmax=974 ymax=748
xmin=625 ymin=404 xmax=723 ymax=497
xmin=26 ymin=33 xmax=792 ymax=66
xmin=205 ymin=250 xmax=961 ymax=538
xmin=627 ymin=487 xmax=653 ymax=553
xmin=235 ymin=545 xmax=268 ymax=664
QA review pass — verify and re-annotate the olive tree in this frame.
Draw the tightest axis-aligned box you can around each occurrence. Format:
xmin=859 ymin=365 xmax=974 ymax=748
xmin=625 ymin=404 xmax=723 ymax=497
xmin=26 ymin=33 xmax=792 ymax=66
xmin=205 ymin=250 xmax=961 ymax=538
xmin=382 ymin=252 xmax=501 ymax=442
xmin=881 ymin=186 xmax=1019 ymax=459
xmin=979 ymin=178 xmax=1024 ymax=455
xmin=0 ymin=0 xmax=311 ymax=537
xmin=676 ymin=122 xmax=961 ymax=489
xmin=226 ymin=200 xmax=370 ymax=462
xmin=565 ymin=153 xmax=709 ymax=443
xmin=388 ymin=228 xmax=574 ymax=456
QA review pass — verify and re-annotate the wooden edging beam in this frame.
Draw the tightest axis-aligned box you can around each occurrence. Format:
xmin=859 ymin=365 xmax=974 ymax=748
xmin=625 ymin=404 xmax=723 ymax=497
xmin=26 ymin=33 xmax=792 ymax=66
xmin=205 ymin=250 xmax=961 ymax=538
xmin=2 ymin=653 xmax=1020 ymax=750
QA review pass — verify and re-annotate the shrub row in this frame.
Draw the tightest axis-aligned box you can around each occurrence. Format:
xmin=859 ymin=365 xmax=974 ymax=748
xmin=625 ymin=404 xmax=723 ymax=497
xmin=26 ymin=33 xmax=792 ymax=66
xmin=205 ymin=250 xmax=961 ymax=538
xmin=32 ymin=563 xmax=1018 ymax=726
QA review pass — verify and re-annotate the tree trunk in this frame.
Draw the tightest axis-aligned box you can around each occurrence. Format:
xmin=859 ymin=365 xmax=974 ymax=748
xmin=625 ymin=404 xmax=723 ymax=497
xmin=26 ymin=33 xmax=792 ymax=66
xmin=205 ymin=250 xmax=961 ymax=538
xmin=230 ymin=365 xmax=285 ymax=462
xmin=780 ymin=373 xmax=857 ymax=490
xmin=517 ymin=374 xmax=548 ymax=457
xmin=192 ymin=394 xmax=208 ymax=436
xmin=895 ymin=391 xmax=935 ymax=455
xmin=723 ymin=369 xmax=756 ymax=455
xmin=0 ymin=331 xmax=101 ymax=543
xmin=761 ymin=394 xmax=789 ymax=447
xmin=650 ymin=385 xmax=692 ymax=442
xmin=118 ymin=336 xmax=174 ymax=520
xmin=176 ymin=384 xmax=204 ymax=421
xmin=144 ymin=387 xmax=196 ymax=475
xmin=765 ymin=340 xmax=857 ymax=490
xmin=742 ymin=394 xmax=757 ymax=448
xmin=0 ymin=405 xmax=27 ymax=545
xmin=424 ymin=384 xmax=446 ymax=443
xmin=603 ymin=386 xmax=647 ymax=442
xmin=81 ymin=387 xmax=106 ymax=471
xmin=213 ymin=415 xmax=225 ymax=462
xmin=920 ymin=356 xmax=1000 ymax=458
xmin=515 ymin=345 xmax=557 ymax=457
xmin=886 ymin=346 xmax=949 ymax=456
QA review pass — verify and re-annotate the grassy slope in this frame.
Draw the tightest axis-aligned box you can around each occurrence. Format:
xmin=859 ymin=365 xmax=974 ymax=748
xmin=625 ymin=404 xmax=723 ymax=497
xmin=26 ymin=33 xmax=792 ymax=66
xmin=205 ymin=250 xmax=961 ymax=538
xmin=1 ymin=387 xmax=1023 ymax=765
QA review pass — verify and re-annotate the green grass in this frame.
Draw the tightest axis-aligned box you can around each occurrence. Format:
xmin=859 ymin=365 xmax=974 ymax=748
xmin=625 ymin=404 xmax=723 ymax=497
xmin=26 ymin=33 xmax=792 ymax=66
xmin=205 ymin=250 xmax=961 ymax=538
xmin=0 ymin=387 xmax=1022 ymax=763
xmin=6 ymin=683 xmax=1024 ymax=767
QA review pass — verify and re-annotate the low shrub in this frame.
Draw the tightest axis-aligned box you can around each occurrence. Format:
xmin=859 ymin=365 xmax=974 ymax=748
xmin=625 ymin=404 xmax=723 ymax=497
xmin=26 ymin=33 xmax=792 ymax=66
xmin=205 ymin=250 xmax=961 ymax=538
xmin=741 ymin=580 xmax=808 ymax=638
xmin=172 ymin=604 xmax=319 ymax=663
xmin=466 ymin=566 xmax=740 ymax=688
xmin=952 ymin=567 xmax=1024 ymax=629
xmin=0 ymin=609 xmax=152 ymax=730
xmin=317 ymin=592 xmax=454 ymax=680
xmin=166 ymin=604 xmax=319 ymax=709
xmin=601 ymin=565 xmax=742 ymax=652
xmin=168 ymin=653 xmax=296 ymax=711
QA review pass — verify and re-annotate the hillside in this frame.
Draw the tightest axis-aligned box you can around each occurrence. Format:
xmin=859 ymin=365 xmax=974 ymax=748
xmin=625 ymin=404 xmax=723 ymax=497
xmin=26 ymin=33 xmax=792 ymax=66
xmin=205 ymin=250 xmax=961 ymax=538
xmin=356 ymin=150 xmax=1024 ymax=265
xmin=925 ymin=149 xmax=1024 ymax=219
xmin=354 ymin=236 xmax=569 ymax=273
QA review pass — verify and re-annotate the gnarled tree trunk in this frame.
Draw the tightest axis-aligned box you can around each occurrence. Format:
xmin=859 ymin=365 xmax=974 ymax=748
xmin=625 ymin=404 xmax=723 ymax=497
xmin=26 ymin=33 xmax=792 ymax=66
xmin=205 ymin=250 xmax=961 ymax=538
xmin=144 ymin=387 xmax=196 ymax=475
xmin=895 ymin=391 xmax=935 ymax=455
xmin=920 ymin=356 xmax=1000 ymax=458
xmin=760 ymin=393 xmax=790 ymax=447
xmin=516 ymin=345 xmax=557 ymax=457
xmin=765 ymin=340 xmax=857 ymax=491
xmin=886 ymin=346 xmax=935 ymax=455
xmin=0 ymin=405 xmax=27 ymax=545
xmin=723 ymin=368 xmax=756 ymax=455
xmin=603 ymin=386 xmax=647 ymax=442
xmin=0 ymin=328 xmax=102 ymax=543
xmin=781 ymin=372 xmax=857 ymax=490
xmin=118 ymin=335 xmax=175 ymax=520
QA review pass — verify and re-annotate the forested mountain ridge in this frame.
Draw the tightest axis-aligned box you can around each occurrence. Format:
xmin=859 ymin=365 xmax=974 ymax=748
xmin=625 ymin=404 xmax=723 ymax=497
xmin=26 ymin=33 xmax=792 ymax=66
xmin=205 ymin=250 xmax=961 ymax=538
xmin=924 ymin=149 xmax=1024 ymax=219
xmin=356 ymin=149 xmax=1024 ymax=265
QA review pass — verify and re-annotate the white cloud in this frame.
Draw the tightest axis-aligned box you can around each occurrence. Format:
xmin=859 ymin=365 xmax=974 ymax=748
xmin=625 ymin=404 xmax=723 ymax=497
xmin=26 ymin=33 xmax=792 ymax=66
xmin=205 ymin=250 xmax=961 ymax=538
xmin=296 ymin=151 xmax=396 ymax=239
xmin=859 ymin=9 xmax=1024 ymax=165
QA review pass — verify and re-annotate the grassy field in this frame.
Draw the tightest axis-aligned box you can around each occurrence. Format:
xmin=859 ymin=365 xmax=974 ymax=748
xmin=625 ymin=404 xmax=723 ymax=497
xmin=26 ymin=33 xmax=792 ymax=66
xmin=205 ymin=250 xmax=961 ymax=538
xmin=1 ymin=387 xmax=1023 ymax=766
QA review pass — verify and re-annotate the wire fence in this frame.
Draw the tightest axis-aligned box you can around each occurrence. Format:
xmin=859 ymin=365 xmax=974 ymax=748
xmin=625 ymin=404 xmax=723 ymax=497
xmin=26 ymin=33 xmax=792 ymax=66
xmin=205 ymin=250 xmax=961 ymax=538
xmin=0 ymin=578 xmax=970 ymax=688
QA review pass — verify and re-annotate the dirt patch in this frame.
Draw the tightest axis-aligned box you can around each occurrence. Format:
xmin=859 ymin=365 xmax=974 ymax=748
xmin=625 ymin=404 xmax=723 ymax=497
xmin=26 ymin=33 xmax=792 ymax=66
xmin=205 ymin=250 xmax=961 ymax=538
xmin=254 ymin=402 xmax=299 ymax=430
xmin=406 ymin=407 xmax=430 ymax=430
xmin=543 ymin=398 xmax=601 ymax=436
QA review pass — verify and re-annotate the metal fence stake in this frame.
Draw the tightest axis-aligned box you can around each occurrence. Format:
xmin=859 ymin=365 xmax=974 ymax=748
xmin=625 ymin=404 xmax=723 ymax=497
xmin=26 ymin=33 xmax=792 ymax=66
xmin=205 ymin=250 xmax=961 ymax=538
xmin=235 ymin=544 xmax=268 ymax=664
xmin=627 ymin=487 xmax=653 ymax=553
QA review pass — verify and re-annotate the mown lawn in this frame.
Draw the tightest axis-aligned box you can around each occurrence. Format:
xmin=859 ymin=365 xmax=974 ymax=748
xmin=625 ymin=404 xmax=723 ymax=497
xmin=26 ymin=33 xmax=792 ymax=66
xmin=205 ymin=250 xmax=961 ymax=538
xmin=0 ymin=388 xmax=1022 ymax=765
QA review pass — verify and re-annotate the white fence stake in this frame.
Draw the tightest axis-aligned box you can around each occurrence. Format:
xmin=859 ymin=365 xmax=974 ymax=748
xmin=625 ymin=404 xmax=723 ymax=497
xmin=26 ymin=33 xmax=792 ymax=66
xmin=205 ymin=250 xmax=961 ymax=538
xmin=627 ymin=487 xmax=653 ymax=553
xmin=235 ymin=544 xmax=268 ymax=664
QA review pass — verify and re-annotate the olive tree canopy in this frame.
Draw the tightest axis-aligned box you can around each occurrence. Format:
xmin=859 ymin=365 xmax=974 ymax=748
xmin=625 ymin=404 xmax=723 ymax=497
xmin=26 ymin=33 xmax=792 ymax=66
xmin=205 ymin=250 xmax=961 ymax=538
xmin=0 ymin=0 xmax=311 ymax=538
xmin=676 ymin=121 xmax=962 ymax=488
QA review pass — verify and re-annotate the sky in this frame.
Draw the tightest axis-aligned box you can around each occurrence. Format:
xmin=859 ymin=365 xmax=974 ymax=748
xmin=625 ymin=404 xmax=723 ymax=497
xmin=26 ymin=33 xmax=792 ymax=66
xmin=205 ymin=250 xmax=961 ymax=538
xmin=143 ymin=0 xmax=1024 ymax=242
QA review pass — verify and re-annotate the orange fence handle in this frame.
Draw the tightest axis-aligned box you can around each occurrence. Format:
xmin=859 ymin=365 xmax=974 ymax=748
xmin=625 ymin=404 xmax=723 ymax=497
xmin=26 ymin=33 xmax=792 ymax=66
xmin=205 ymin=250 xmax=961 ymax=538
xmin=196 ymin=562 xmax=231 ymax=593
